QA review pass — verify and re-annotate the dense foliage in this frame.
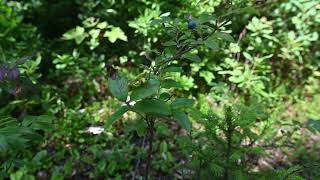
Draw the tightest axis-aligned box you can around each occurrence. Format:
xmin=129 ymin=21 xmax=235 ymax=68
xmin=0 ymin=0 xmax=320 ymax=179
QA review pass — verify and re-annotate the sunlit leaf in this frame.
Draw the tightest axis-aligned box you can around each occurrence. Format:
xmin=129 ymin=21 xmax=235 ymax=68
xmin=104 ymin=27 xmax=127 ymax=43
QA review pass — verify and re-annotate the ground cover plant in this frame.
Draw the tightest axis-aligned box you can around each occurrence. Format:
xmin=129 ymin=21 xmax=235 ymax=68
xmin=0 ymin=0 xmax=320 ymax=179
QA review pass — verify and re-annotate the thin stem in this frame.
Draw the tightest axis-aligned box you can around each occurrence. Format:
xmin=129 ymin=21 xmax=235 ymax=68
xmin=132 ymin=135 xmax=147 ymax=180
xmin=144 ymin=115 xmax=155 ymax=180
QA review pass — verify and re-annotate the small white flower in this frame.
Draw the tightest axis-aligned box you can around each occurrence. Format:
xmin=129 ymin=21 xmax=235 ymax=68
xmin=86 ymin=126 xmax=105 ymax=134
xmin=129 ymin=101 xmax=136 ymax=106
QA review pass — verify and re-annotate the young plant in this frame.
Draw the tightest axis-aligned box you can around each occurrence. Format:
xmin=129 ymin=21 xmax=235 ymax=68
xmin=106 ymin=11 xmax=235 ymax=178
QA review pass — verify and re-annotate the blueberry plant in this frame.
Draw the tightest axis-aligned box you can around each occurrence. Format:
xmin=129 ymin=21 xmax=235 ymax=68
xmin=105 ymin=9 xmax=245 ymax=178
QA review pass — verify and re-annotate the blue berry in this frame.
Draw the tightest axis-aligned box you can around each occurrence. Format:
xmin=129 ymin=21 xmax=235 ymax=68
xmin=188 ymin=20 xmax=197 ymax=30
xmin=8 ymin=66 xmax=20 ymax=80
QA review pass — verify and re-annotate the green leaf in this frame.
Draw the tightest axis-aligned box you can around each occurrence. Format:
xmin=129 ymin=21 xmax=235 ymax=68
xmin=171 ymin=98 xmax=195 ymax=109
xmin=204 ymin=38 xmax=219 ymax=50
xmin=104 ymin=27 xmax=127 ymax=43
xmin=173 ymin=110 xmax=191 ymax=131
xmin=182 ymin=53 xmax=201 ymax=62
xmin=105 ymin=106 xmax=129 ymax=128
xmin=162 ymin=66 xmax=183 ymax=73
xmin=64 ymin=160 xmax=73 ymax=175
xmin=32 ymin=150 xmax=48 ymax=164
xmin=198 ymin=13 xmax=216 ymax=24
xmin=161 ymin=79 xmax=182 ymax=89
xmin=150 ymin=19 xmax=162 ymax=26
xmin=89 ymin=29 xmax=101 ymax=38
xmin=97 ymin=22 xmax=108 ymax=29
xmin=108 ymin=75 xmax=128 ymax=102
xmin=160 ymin=141 xmax=168 ymax=153
xmin=0 ymin=117 xmax=17 ymax=128
xmin=216 ymin=32 xmax=235 ymax=42
xmin=200 ymin=71 xmax=215 ymax=84
xmin=131 ymin=78 xmax=160 ymax=100
xmin=133 ymin=99 xmax=171 ymax=115
xmin=162 ymin=40 xmax=177 ymax=46
xmin=22 ymin=115 xmax=53 ymax=131
xmin=62 ymin=26 xmax=87 ymax=44
xmin=307 ymin=119 xmax=320 ymax=133
xmin=0 ymin=135 xmax=8 ymax=152
xmin=10 ymin=169 xmax=24 ymax=180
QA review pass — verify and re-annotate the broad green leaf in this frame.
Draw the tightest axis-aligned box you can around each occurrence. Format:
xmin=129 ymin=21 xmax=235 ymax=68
xmin=162 ymin=66 xmax=183 ymax=73
xmin=204 ymin=38 xmax=219 ymax=50
xmin=89 ymin=29 xmax=101 ymax=38
xmin=133 ymin=99 xmax=171 ymax=115
xmin=162 ymin=40 xmax=177 ymax=46
xmin=104 ymin=27 xmax=127 ymax=43
xmin=182 ymin=53 xmax=201 ymax=62
xmin=10 ymin=169 xmax=24 ymax=180
xmin=108 ymin=75 xmax=128 ymax=102
xmin=105 ymin=106 xmax=129 ymax=128
xmin=198 ymin=13 xmax=216 ymax=24
xmin=131 ymin=78 xmax=160 ymax=100
xmin=171 ymin=98 xmax=195 ymax=109
xmin=97 ymin=22 xmax=108 ymax=29
xmin=160 ymin=141 xmax=168 ymax=153
xmin=216 ymin=32 xmax=235 ymax=42
xmin=64 ymin=160 xmax=73 ymax=175
xmin=307 ymin=119 xmax=320 ymax=133
xmin=173 ymin=110 xmax=191 ymax=131
xmin=62 ymin=26 xmax=87 ymax=44
xmin=161 ymin=79 xmax=182 ymax=89
xmin=200 ymin=71 xmax=215 ymax=84
xmin=150 ymin=19 xmax=162 ymax=26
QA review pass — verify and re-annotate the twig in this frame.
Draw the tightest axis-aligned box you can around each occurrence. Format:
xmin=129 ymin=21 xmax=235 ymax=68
xmin=144 ymin=116 xmax=155 ymax=180
xmin=132 ymin=135 xmax=147 ymax=180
